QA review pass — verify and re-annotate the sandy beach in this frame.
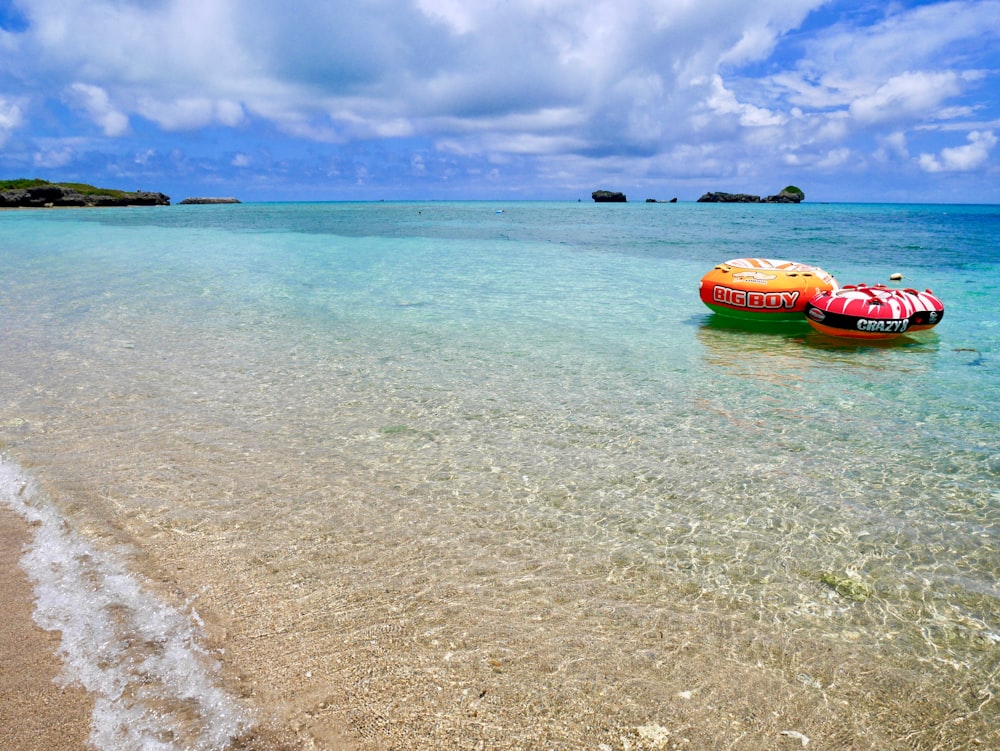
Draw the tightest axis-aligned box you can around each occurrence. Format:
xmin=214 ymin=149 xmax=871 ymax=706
xmin=0 ymin=507 xmax=93 ymax=751
xmin=4 ymin=500 xmax=997 ymax=751
xmin=0 ymin=505 xmax=326 ymax=751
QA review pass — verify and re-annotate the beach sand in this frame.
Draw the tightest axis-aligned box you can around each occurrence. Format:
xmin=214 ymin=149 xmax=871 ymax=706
xmin=0 ymin=507 xmax=94 ymax=751
xmin=0 ymin=505 xmax=347 ymax=751
xmin=3 ymin=494 xmax=997 ymax=751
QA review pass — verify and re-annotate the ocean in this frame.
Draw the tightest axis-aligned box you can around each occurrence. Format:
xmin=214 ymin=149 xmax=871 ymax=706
xmin=1 ymin=201 xmax=998 ymax=750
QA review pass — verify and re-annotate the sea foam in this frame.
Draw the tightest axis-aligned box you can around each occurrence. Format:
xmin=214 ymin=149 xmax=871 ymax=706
xmin=0 ymin=455 xmax=253 ymax=751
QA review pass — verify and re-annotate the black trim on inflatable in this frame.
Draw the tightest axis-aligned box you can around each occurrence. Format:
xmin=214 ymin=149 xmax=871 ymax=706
xmin=804 ymin=302 xmax=911 ymax=333
xmin=910 ymin=309 xmax=945 ymax=327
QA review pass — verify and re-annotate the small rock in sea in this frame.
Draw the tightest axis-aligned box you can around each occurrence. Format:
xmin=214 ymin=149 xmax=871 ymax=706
xmin=820 ymin=572 xmax=874 ymax=601
xmin=636 ymin=724 xmax=671 ymax=748
xmin=592 ymin=190 xmax=627 ymax=203
xmin=780 ymin=729 xmax=810 ymax=747
xmin=797 ymin=673 xmax=821 ymax=689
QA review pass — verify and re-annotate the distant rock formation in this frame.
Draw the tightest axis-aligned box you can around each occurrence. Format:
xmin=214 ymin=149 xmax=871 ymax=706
xmin=762 ymin=186 xmax=805 ymax=203
xmin=0 ymin=182 xmax=169 ymax=207
xmin=645 ymin=197 xmax=678 ymax=203
xmin=592 ymin=190 xmax=627 ymax=203
xmin=697 ymin=192 xmax=761 ymax=203
xmin=697 ymin=186 xmax=805 ymax=204
xmin=179 ymin=197 xmax=241 ymax=204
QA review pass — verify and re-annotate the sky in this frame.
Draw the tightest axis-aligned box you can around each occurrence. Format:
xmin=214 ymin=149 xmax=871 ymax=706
xmin=0 ymin=0 xmax=998 ymax=203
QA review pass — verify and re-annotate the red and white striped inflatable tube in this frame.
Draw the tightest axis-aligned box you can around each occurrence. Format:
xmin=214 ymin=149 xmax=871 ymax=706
xmin=805 ymin=284 xmax=944 ymax=340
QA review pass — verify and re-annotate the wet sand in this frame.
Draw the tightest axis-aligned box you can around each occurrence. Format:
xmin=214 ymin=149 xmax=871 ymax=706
xmin=4 ymin=496 xmax=998 ymax=751
xmin=0 ymin=507 xmax=94 ymax=751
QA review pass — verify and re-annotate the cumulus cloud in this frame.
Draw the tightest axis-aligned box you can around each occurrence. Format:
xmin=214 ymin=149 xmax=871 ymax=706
xmin=773 ymin=1 xmax=1000 ymax=102
xmin=63 ymin=83 xmax=129 ymax=136
xmin=137 ymin=97 xmax=246 ymax=131
xmin=815 ymin=147 xmax=853 ymax=169
xmin=0 ymin=0 xmax=997 ymax=199
xmin=875 ymin=131 xmax=910 ymax=162
xmin=918 ymin=129 xmax=997 ymax=171
xmin=705 ymin=75 xmax=787 ymax=127
xmin=849 ymin=71 xmax=966 ymax=124
xmin=1 ymin=1 xmax=827 ymax=142
xmin=32 ymin=141 xmax=80 ymax=168
xmin=0 ymin=96 xmax=24 ymax=144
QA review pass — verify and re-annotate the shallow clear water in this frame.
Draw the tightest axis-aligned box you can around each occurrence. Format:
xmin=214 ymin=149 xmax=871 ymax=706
xmin=1 ymin=201 xmax=998 ymax=748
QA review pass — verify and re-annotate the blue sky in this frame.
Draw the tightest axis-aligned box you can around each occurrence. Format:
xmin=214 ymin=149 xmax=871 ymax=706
xmin=1 ymin=0 xmax=997 ymax=203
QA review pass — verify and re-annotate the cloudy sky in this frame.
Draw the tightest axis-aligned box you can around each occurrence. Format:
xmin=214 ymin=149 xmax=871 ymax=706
xmin=1 ymin=0 xmax=998 ymax=202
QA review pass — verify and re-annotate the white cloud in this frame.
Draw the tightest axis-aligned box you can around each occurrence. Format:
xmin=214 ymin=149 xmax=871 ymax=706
xmin=33 ymin=142 xmax=78 ymax=168
xmin=718 ymin=2 xmax=818 ymax=66
xmin=777 ymin=1 xmax=1000 ymax=100
xmin=4 ymin=0 xmax=829 ymax=142
xmin=0 ymin=97 xmax=22 ymax=128
xmin=415 ymin=0 xmax=478 ymax=35
xmin=918 ymin=129 xmax=997 ymax=171
xmin=850 ymin=71 xmax=967 ymax=124
xmin=875 ymin=131 xmax=910 ymax=162
xmin=0 ymin=96 xmax=24 ymax=144
xmin=137 ymin=97 xmax=247 ymax=131
xmin=0 ymin=1 xmax=997 ymax=199
xmin=16 ymin=0 xmax=253 ymax=91
xmin=63 ymin=83 xmax=129 ymax=136
xmin=815 ymin=147 xmax=853 ymax=169
xmin=216 ymin=100 xmax=247 ymax=128
xmin=705 ymin=74 xmax=786 ymax=127
xmin=765 ymin=0 xmax=1000 ymax=146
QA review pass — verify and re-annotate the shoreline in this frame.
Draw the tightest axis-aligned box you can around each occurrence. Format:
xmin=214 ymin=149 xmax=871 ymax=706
xmin=3 ymin=484 xmax=997 ymax=751
xmin=0 ymin=505 xmax=334 ymax=751
xmin=0 ymin=507 xmax=94 ymax=751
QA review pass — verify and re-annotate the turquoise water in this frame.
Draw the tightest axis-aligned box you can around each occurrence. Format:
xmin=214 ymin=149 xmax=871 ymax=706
xmin=1 ymin=201 xmax=998 ymax=749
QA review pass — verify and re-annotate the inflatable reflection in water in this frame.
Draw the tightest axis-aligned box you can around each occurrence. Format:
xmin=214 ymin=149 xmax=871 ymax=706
xmin=699 ymin=258 xmax=838 ymax=323
xmin=805 ymin=284 xmax=945 ymax=340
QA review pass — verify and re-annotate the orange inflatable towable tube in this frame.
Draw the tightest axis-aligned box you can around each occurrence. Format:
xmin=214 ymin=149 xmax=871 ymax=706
xmin=699 ymin=258 xmax=838 ymax=323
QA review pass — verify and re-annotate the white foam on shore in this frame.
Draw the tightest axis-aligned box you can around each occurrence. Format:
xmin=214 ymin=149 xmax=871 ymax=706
xmin=0 ymin=455 xmax=253 ymax=751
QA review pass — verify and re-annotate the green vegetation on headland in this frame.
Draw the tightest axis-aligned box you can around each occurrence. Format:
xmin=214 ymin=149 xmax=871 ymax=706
xmin=1 ymin=178 xmax=126 ymax=197
xmin=0 ymin=179 xmax=170 ymax=207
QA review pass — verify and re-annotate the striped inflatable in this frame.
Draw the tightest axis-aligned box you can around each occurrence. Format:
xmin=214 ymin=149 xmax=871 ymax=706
xmin=699 ymin=258 xmax=839 ymax=322
xmin=804 ymin=284 xmax=944 ymax=340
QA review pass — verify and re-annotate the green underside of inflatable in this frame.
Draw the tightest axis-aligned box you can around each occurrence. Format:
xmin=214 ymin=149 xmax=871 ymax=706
xmin=703 ymin=302 xmax=807 ymax=324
